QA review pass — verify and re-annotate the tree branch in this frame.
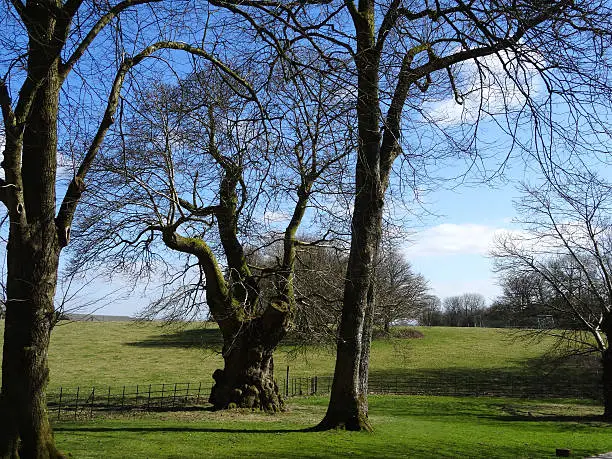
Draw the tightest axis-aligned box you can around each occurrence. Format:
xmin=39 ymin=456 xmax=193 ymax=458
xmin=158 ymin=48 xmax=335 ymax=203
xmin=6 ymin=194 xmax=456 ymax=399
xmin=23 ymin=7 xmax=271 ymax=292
xmin=56 ymin=40 xmax=256 ymax=247
xmin=59 ymin=0 xmax=163 ymax=79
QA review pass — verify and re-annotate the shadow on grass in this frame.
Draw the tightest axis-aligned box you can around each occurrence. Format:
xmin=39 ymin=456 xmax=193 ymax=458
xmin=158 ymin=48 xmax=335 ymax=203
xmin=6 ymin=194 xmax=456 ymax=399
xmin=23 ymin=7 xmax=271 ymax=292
xmin=490 ymin=413 xmax=608 ymax=424
xmin=125 ymin=327 xmax=333 ymax=349
xmin=53 ymin=425 xmax=312 ymax=434
xmin=363 ymin=357 xmax=602 ymax=410
xmin=126 ymin=328 xmax=224 ymax=349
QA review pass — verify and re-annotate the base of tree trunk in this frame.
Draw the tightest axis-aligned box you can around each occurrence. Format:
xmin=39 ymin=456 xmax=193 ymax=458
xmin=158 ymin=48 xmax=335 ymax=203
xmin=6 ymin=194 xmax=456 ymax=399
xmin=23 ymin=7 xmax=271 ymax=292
xmin=603 ymin=348 xmax=612 ymax=421
xmin=314 ymin=391 xmax=372 ymax=432
xmin=208 ymin=345 xmax=284 ymax=412
xmin=209 ymin=368 xmax=283 ymax=412
xmin=313 ymin=412 xmax=373 ymax=432
xmin=0 ymin=410 xmax=66 ymax=459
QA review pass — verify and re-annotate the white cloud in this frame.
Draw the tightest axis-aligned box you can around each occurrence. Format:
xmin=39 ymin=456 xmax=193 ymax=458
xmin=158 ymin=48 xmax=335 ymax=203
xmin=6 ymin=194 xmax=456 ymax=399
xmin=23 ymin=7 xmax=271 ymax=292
xmin=403 ymin=223 xmax=507 ymax=257
xmin=424 ymin=48 xmax=545 ymax=125
xmin=264 ymin=210 xmax=291 ymax=224
xmin=429 ymin=277 xmax=502 ymax=304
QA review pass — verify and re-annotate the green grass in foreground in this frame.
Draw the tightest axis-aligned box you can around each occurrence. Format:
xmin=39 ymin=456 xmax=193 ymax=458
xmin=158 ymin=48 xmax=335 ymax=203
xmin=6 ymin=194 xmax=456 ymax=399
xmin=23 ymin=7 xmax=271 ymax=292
xmin=53 ymin=395 xmax=612 ymax=458
xmin=0 ymin=321 xmax=571 ymax=389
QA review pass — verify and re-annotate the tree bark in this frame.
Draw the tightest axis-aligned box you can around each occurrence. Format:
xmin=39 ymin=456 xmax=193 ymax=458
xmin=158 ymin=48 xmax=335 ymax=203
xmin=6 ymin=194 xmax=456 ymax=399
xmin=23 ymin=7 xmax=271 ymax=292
xmin=0 ymin=241 xmax=62 ymax=459
xmin=209 ymin=316 xmax=285 ymax=411
xmin=0 ymin=19 xmax=65 ymax=454
xmin=316 ymin=186 xmax=382 ymax=431
xmin=317 ymin=130 xmax=383 ymax=431
xmin=316 ymin=2 xmax=383 ymax=430
xmin=358 ymin=281 xmax=376 ymax=416
xmin=603 ymin=347 xmax=612 ymax=420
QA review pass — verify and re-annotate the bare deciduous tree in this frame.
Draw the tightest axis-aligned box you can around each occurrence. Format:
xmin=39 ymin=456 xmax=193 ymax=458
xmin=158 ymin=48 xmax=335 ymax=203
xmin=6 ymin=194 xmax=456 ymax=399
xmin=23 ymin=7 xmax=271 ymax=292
xmin=71 ymin=61 xmax=353 ymax=411
xmin=0 ymin=1 xmax=263 ymax=453
xmin=373 ymin=244 xmax=429 ymax=334
xmin=493 ymin=171 xmax=612 ymax=418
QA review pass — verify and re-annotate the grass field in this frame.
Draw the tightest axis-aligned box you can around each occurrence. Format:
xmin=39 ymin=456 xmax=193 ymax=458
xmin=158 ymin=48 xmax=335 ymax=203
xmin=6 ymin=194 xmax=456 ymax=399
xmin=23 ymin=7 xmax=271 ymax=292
xmin=0 ymin=320 xmax=580 ymax=390
xmin=2 ymin=321 xmax=610 ymax=457
xmin=53 ymin=396 xmax=612 ymax=458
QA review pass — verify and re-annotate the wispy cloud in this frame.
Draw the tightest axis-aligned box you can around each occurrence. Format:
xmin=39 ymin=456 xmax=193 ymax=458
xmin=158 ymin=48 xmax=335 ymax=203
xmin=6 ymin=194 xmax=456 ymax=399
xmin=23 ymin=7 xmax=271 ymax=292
xmin=264 ymin=210 xmax=290 ymax=225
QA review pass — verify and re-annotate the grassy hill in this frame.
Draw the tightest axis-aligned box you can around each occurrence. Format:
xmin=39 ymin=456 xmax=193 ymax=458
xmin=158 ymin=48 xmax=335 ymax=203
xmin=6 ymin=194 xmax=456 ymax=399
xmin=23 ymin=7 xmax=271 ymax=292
xmin=0 ymin=320 xmax=590 ymax=391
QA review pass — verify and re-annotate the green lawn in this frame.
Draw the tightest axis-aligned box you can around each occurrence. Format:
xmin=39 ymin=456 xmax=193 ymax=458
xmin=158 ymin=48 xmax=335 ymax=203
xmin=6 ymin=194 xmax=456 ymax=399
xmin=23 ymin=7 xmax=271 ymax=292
xmin=1 ymin=322 xmax=610 ymax=457
xmin=53 ymin=395 xmax=612 ymax=458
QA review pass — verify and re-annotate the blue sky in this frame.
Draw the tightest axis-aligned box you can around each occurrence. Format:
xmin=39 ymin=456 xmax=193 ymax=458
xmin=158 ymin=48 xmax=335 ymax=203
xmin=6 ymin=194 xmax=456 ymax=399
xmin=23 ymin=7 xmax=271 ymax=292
xmin=402 ymin=181 xmax=520 ymax=304
xmin=76 ymin=179 xmax=522 ymax=317
xmin=0 ymin=42 xmax=559 ymax=317
xmin=56 ymin=52 xmax=541 ymax=317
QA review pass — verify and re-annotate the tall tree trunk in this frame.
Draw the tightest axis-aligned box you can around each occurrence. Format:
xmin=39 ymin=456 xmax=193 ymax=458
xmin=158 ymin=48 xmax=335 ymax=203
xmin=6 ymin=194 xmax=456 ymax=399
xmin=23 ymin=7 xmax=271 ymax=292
xmin=316 ymin=5 xmax=383 ymax=429
xmin=358 ymin=281 xmax=376 ymax=417
xmin=603 ymin=347 xmax=612 ymax=420
xmin=0 ymin=21 xmax=64 ymax=454
xmin=317 ymin=138 xmax=383 ymax=431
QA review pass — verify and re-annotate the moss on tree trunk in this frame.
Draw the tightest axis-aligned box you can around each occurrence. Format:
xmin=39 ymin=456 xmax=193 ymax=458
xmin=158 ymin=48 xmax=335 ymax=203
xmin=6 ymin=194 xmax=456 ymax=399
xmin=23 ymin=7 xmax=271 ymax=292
xmin=209 ymin=342 xmax=283 ymax=411
xmin=210 ymin=309 xmax=288 ymax=412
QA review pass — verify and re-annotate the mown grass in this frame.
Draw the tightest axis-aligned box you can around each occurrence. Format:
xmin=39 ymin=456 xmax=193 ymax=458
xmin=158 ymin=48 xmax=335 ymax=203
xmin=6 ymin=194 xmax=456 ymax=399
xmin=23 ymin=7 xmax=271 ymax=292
xmin=0 ymin=320 xmax=571 ymax=390
xmin=53 ymin=395 xmax=612 ymax=458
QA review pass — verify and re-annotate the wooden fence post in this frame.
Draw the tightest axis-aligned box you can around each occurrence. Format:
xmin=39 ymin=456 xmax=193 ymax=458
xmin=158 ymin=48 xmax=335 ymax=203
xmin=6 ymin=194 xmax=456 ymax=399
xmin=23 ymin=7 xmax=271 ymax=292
xmin=57 ymin=387 xmax=63 ymax=420
xmin=147 ymin=384 xmax=152 ymax=411
xmin=74 ymin=387 xmax=80 ymax=420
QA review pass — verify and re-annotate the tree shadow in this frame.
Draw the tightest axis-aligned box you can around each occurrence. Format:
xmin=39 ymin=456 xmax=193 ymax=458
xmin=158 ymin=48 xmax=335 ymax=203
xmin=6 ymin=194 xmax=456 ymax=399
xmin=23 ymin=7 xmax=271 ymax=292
xmin=125 ymin=326 xmax=333 ymax=350
xmin=53 ymin=425 xmax=311 ymax=434
xmin=365 ymin=353 xmax=602 ymax=404
xmin=486 ymin=413 xmax=608 ymax=424
xmin=126 ymin=328 xmax=224 ymax=349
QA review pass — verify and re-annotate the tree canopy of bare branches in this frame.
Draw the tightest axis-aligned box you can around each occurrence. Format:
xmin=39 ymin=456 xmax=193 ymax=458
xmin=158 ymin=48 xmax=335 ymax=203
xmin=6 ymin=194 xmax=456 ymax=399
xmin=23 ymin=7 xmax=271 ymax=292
xmin=493 ymin=170 xmax=612 ymax=418
xmin=69 ymin=54 xmax=354 ymax=411
xmin=0 ymin=0 xmax=278 ymax=454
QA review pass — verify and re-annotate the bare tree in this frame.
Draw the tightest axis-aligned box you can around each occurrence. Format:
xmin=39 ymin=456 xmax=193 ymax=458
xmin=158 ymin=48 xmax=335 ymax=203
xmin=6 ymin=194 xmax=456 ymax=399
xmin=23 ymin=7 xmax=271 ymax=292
xmin=487 ymin=271 xmax=549 ymax=328
xmin=442 ymin=293 xmax=487 ymax=326
xmin=443 ymin=295 xmax=464 ymax=327
xmin=71 ymin=59 xmax=352 ymax=410
xmin=291 ymin=242 xmax=347 ymax=343
xmin=250 ymin=0 xmax=612 ymax=432
xmin=0 ymin=1 xmax=268 ymax=454
xmin=493 ymin=170 xmax=612 ymax=418
xmin=373 ymin=244 xmax=429 ymax=334
xmin=419 ymin=295 xmax=443 ymax=326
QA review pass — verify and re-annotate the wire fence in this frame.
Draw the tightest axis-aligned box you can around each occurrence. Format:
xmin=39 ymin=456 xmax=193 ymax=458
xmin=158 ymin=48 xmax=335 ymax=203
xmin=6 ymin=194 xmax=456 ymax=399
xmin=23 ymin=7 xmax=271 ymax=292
xmin=48 ymin=371 xmax=603 ymax=420
xmin=48 ymin=382 xmax=212 ymax=420
xmin=282 ymin=374 xmax=602 ymax=399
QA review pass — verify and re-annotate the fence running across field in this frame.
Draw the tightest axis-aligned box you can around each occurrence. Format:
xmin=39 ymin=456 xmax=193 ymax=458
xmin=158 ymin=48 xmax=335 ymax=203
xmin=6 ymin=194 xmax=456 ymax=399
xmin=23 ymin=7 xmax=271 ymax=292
xmin=48 ymin=382 xmax=212 ymax=420
xmin=48 ymin=371 xmax=602 ymax=420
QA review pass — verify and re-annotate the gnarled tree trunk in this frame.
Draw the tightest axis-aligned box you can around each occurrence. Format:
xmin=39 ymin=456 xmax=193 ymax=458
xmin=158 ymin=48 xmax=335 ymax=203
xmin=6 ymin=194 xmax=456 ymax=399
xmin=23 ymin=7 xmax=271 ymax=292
xmin=209 ymin=315 xmax=285 ymax=411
